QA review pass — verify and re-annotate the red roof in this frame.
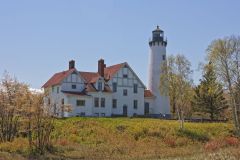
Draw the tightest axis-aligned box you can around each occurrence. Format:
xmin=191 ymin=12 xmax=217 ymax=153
xmin=104 ymin=63 xmax=125 ymax=80
xmin=42 ymin=68 xmax=76 ymax=88
xmin=86 ymin=83 xmax=97 ymax=92
xmin=144 ymin=90 xmax=155 ymax=98
xmin=42 ymin=63 xmax=125 ymax=89
xmin=80 ymin=72 xmax=100 ymax=83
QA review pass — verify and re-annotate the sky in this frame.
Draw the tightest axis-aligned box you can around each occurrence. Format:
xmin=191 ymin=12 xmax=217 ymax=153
xmin=0 ymin=0 xmax=240 ymax=89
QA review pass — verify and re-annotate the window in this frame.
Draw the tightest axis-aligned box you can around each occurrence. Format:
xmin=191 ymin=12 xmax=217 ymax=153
xmin=52 ymin=86 xmax=54 ymax=93
xmin=112 ymin=99 xmax=117 ymax=108
xmin=133 ymin=84 xmax=138 ymax=93
xmin=77 ymin=100 xmax=85 ymax=106
xmin=98 ymin=82 xmax=102 ymax=91
xmin=72 ymin=84 xmax=77 ymax=89
xmin=123 ymin=74 xmax=128 ymax=78
xmin=123 ymin=89 xmax=128 ymax=96
xmin=101 ymin=98 xmax=105 ymax=108
xmin=57 ymin=87 xmax=59 ymax=94
xmin=101 ymin=113 xmax=105 ymax=117
xmin=112 ymin=82 xmax=117 ymax=92
xmin=61 ymin=98 xmax=64 ymax=105
xmin=71 ymin=73 xmax=77 ymax=82
xmin=134 ymin=100 xmax=138 ymax=109
xmin=94 ymin=98 xmax=99 ymax=107
xmin=162 ymin=55 xmax=166 ymax=61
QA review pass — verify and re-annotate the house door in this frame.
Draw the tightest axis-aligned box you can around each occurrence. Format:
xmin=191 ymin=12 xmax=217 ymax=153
xmin=144 ymin=102 xmax=150 ymax=115
xmin=123 ymin=105 xmax=128 ymax=116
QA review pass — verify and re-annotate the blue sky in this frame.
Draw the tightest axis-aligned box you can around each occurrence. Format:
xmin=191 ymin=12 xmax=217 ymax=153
xmin=0 ymin=0 xmax=240 ymax=89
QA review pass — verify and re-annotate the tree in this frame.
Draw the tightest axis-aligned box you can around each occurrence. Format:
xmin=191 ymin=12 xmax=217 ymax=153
xmin=30 ymin=93 xmax=55 ymax=154
xmin=0 ymin=72 xmax=55 ymax=154
xmin=207 ymin=35 xmax=240 ymax=135
xmin=193 ymin=62 xmax=228 ymax=120
xmin=0 ymin=72 xmax=29 ymax=142
xmin=160 ymin=54 xmax=193 ymax=129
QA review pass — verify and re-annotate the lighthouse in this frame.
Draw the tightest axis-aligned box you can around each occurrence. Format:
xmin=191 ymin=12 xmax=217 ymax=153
xmin=148 ymin=26 xmax=170 ymax=116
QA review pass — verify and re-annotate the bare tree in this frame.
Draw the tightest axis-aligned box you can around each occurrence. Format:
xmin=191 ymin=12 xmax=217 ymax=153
xmin=207 ymin=35 xmax=240 ymax=136
xmin=160 ymin=54 xmax=193 ymax=129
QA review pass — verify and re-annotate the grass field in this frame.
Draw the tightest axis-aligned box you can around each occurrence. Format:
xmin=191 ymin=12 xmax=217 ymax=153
xmin=0 ymin=117 xmax=239 ymax=160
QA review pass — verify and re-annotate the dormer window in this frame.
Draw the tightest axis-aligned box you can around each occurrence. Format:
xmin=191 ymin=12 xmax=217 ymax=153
xmin=98 ymin=82 xmax=103 ymax=91
xmin=123 ymin=74 xmax=128 ymax=78
xmin=72 ymin=84 xmax=76 ymax=89
xmin=71 ymin=73 xmax=77 ymax=82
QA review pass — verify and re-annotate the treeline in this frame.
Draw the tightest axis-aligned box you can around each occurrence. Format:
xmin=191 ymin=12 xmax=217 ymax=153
xmin=160 ymin=35 xmax=240 ymax=135
xmin=0 ymin=72 xmax=54 ymax=155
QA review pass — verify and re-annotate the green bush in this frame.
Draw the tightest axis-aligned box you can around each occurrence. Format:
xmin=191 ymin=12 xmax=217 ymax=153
xmin=177 ymin=129 xmax=209 ymax=142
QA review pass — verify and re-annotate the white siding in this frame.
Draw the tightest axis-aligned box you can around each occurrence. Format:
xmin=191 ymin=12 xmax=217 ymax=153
xmin=44 ymin=63 xmax=156 ymax=118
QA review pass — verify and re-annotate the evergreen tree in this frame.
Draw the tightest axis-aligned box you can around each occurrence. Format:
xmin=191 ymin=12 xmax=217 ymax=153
xmin=193 ymin=62 xmax=228 ymax=120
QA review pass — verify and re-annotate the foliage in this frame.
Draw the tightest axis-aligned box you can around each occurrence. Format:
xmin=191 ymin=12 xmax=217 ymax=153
xmin=0 ymin=117 xmax=238 ymax=159
xmin=160 ymin=54 xmax=194 ymax=129
xmin=29 ymin=94 xmax=55 ymax=154
xmin=0 ymin=72 xmax=30 ymax=142
xmin=177 ymin=129 xmax=209 ymax=142
xmin=0 ymin=72 xmax=55 ymax=155
xmin=207 ymin=35 xmax=240 ymax=135
xmin=193 ymin=62 xmax=228 ymax=120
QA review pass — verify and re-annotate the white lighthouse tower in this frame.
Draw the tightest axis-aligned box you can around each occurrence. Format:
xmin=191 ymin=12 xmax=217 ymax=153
xmin=148 ymin=26 xmax=170 ymax=116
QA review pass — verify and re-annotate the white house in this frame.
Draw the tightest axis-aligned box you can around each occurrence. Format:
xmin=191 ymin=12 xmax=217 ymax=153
xmin=42 ymin=27 xmax=170 ymax=118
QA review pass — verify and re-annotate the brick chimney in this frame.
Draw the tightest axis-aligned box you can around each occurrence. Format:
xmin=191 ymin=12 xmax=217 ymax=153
xmin=69 ymin=60 xmax=75 ymax=69
xmin=98 ymin=59 xmax=105 ymax=77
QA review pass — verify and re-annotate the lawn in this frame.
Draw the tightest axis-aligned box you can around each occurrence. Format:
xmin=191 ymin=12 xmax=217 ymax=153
xmin=0 ymin=117 xmax=239 ymax=160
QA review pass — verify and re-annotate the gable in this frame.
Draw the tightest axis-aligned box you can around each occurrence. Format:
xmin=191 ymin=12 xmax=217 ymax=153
xmin=63 ymin=71 xmax=85 ymax=83
xmin=42 ymin=68 xmax=76 ymax=88
xmin=104 ymin=63 xmax=125 ymax=80
xmin=109 ymin=63 xmax=146 ymax=88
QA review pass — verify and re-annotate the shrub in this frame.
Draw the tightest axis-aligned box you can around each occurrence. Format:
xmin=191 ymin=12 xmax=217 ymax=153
xmin=57 ymin=138 xmax=69 ymax=146
xmin=177 ymin=129 xmax=209 ymax=142
xmin=224 ymin=137 xmax=239 ymax=146
xmin=116 ymin=125 xmax=127 ymax=133
xmin=164 ymin=137 xmax=176 ymax=148
xmin=147 ymin=131 xmax=163 ymax=138
xmin=204 ymin=140 xmax=223 ymax=151
xmin=176 ymin=137 xmax=189 ymax=146
xmin=133 ymin=127 xmax=149 ymax=141
xmin=0 ymin=138 xmax=29 ymax=154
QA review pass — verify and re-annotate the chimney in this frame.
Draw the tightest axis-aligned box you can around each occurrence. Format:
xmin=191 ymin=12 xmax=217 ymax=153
xmin=98 ymin=59 xmax=105 ymax=77
xmin=69 ymin=60 xmax=75 ymax=69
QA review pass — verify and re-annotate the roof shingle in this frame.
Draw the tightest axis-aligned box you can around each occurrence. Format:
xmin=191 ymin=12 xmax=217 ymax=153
xmin=144 ymin=90 xmax=155 ymax=98
xmin=42 ymin=68 xmax=75 ymax=88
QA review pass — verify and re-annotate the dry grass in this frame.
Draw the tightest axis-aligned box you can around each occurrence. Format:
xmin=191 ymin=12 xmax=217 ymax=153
xmin=0 ymin=117 xmax=239 ymax=160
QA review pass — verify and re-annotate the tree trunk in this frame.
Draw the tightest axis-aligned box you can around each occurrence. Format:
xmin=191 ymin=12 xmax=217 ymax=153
xmin=180 ymin=110 xmax=184 ymax=130
xmin=228 ymin=80 xmax=240 ymax=136
xmin=176 ymin=105 xmax=184 ymax=130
